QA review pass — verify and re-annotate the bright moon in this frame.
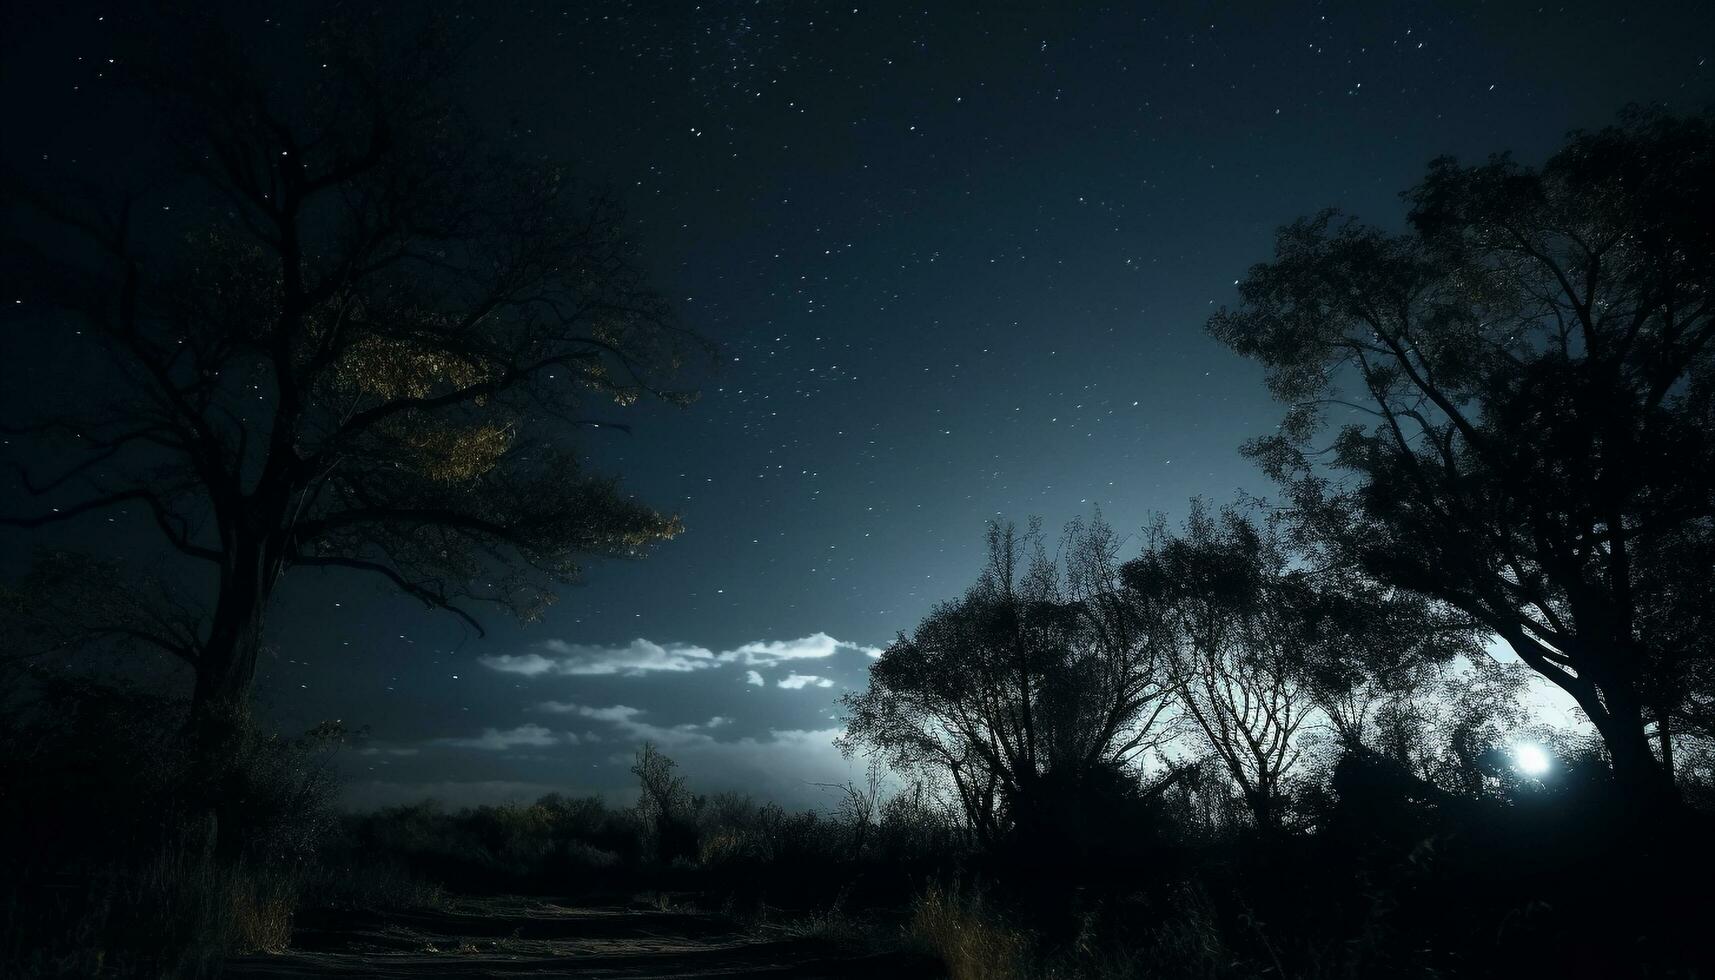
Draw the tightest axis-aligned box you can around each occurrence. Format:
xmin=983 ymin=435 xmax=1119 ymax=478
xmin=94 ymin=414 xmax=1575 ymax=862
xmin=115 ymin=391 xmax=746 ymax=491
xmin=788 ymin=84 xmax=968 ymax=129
xmin=1513 ymin=743 xmax=1551 ymax=776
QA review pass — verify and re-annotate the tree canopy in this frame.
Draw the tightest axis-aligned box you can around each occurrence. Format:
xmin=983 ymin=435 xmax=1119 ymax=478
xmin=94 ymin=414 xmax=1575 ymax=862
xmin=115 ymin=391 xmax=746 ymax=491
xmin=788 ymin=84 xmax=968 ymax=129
xmin=1 ymin=11 xmax=703 ymax=726
xmin=840 ymin=518 xmax=1178 ymax=845
xmin=1208 ymin=109 xmax=1714 ymax=807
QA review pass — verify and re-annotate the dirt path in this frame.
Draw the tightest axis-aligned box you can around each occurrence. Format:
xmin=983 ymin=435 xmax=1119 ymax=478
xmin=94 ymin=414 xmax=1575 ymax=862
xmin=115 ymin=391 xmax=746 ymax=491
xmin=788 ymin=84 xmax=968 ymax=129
xmin=225 ymin=897 xmax=943 ymax=979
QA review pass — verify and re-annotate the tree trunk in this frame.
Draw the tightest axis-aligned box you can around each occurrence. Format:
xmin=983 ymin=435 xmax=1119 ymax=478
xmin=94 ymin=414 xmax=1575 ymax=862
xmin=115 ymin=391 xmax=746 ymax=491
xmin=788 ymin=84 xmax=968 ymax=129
xmin=188 ymin=537 xmax=277 ymax=859
xmin=1529 ymin=633 xmax=1683 ymax=816
xmin=1248 ymin=787 xmax=1277 ymax=836
xmin=1656 ymin=707 xmax=1675 ymax=780
xmin=1591 ymin=681 xmax=1682 ymax=817
xmin=192 ymin=560 xmax=269 ymax=733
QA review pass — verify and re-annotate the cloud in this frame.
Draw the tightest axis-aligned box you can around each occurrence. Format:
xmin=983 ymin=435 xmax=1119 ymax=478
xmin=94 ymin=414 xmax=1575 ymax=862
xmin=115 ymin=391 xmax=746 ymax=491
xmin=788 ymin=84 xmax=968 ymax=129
xmin=543 ymin=703 xmax=641 ymax=724
xmin=538 ymin=702 xmax=727 ymax=746
xmin=480 ymin=633 xmax=882 ymax=682
xmin=719 ymin=632 xmax=883 ymax=666
xmin=433 ymin=723 xmax=565 ymax=750
xmin=662 ymin=728 xmax=859 ymax=806
xmin=777 ymin=673 xmax=836 ymax=690
xmin=475 ymin=652 xmax=559 ymax=676
xmin=481 ymin=639 xmax=718 ymax=677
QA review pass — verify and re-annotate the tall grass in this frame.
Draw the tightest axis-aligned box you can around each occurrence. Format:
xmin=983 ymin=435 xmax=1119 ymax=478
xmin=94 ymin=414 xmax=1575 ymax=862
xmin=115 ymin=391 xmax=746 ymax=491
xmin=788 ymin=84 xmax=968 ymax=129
xmin=298 ymin=856 xmax=447 ymax=912
xmin=0 ymin=672 xmax=343 ymax=976
xmin=2 ymin=844 xmax=302 ymax=978
xmin=909 ymin=883 xmax=1035 ymax=980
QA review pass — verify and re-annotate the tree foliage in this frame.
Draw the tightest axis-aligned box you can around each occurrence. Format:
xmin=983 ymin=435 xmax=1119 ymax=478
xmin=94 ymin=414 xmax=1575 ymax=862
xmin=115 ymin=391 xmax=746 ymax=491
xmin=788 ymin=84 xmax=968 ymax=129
xmin=0 ymin=10 xmax=703 ymax=724
xmin=1122 ymin=504 xmax=1316 ymax=832
xmin=840 ymin=517 xmax=1178 ymax=844
xmin=1208 ymin=109 xmax=1714 ymax=806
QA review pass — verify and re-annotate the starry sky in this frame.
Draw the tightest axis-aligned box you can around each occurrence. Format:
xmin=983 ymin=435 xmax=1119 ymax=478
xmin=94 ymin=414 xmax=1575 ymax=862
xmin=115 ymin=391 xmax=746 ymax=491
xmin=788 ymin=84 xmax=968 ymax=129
xmin=3 ymin=1 xmax=1712 ymax=810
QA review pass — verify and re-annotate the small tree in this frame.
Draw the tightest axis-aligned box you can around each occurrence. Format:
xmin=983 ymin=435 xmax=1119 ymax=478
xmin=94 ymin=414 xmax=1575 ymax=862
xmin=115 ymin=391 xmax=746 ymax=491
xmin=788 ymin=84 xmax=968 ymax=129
xmin=814 ymin=759 xmax=887 ymax=860
xmin=1210 ymin=110 xmax=1712 ymax=809
xmin=841 ymin=516 xmax=1178 ymax=845
xmin=631 ymin=742 xmax=699 ymax=864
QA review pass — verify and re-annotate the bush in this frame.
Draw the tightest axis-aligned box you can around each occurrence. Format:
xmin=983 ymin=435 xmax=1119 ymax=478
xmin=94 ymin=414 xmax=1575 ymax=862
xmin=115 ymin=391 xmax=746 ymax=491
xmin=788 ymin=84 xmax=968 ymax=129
xmin=296 ymin=851 xmax=446 ymax=912
xmin=337 ymin=794 xmax=644 ymax=894
xmin=0 ymin=670 xmax=341 ymax=976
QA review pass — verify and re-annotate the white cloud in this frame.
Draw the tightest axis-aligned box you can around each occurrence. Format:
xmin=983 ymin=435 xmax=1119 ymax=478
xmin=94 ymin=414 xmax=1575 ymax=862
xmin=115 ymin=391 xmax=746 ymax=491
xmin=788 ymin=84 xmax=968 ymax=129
xmin=537 ymin=702 xmax=726 ymax=746
xmin=540 ymin=702 xmax=640 ymax=723
xmin=719 ymin=632 xmax=882 ymax=666
xmin=481 ymin=633 xmax=882 ymax=681
xmin=476 ymin=652 xmax=558 ymax=676
xmin=434 ymin=723 xmax=563 ymax=750
xmin=778 ymin=673 xmax=836 ymax=690
xmin=481 ymin=639 xmax=718 ymax=677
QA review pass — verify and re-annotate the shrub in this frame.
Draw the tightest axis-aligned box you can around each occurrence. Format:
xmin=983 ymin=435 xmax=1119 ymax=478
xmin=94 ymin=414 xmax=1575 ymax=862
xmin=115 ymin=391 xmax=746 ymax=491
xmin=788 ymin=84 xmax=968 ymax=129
xmin=297 ymin=852 xmax=446 ymax=912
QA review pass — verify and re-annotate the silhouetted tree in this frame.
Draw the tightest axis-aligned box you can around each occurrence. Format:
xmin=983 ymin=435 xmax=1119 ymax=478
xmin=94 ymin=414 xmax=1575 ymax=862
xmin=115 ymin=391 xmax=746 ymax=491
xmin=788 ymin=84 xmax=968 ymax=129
xmin=1209 ymin=109 xmax=1713 ymax=810
xmin=1288 ymin=544 xmax=1481 ymax=758
xmin=1632 ymin=515 xmax=1715 ymax=774
xmin=1336 ymin=657 xmax=1539 ymax=794
xmin=632 ymin=742 xmax=701 ymax=863
xmin=1124 ymin=503 xmax=1316 ymax=833
xmin=841 ymin=517 xmax=1178 ymax=845
xmin=0 ymin=12 xmax=700 ymax=753
xmin=815 ymin=758 xmax=885 ymax=859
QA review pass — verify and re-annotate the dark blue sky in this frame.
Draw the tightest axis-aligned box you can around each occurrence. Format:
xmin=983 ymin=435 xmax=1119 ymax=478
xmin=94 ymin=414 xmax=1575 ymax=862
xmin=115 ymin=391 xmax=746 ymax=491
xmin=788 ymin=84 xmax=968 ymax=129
xmin=4 ymin=1 xmax=1711 ymax=808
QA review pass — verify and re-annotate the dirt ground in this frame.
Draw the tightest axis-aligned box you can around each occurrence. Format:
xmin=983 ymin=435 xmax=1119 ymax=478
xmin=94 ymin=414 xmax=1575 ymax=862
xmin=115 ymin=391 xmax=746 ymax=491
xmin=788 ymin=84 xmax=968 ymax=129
xmin=225 ymin=896 xmax=944 ymax=979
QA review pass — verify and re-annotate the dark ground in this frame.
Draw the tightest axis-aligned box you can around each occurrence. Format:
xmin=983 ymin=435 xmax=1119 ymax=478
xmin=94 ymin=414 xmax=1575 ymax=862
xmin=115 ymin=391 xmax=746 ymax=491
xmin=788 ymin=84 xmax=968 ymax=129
xmin=225 ymin=897 xmax=943 ymax=979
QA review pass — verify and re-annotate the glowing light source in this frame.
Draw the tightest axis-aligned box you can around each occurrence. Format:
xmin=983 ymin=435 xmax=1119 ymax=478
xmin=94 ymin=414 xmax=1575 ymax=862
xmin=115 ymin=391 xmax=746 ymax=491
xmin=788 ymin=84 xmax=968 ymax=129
xmin=1512 ymin=743 xmax=1551 ymax=776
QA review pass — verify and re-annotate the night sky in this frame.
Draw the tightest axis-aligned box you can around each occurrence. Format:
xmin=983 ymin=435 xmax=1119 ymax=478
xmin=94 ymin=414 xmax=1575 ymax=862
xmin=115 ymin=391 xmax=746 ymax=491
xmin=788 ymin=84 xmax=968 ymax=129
xmin=3 ymin=1 xmax=1712 ymax=809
